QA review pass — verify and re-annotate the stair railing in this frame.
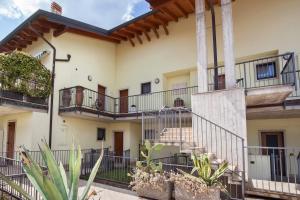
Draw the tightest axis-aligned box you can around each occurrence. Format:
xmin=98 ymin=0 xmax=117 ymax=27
xmin=142 ymin=107 xmax=246 ymax=198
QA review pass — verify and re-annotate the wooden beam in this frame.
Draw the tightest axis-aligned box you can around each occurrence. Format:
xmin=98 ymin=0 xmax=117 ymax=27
xmin=153 ymin=28 xmax=159 ymax=38
xmin=144 ymin=31 xmax=151 ymax=42
xmin=121 ymin=28 xmax=137 ymax=35
xmin=117 ymin=30 xmax=134 ymax=38
xmin=53 ymin=26 xmax=68 ymax=37
xmin=135 ymin=22 xmax=152 ymax=30
xmin=67 ymin=28 xmax=120 ymax=43
xmin=186 ymin=0 xmax=195 ymax=11
xmin=161 ymin=7 xmax=178 ymax=21
xmin=153 ymin=13 xmax=169 ymax=24
xmin=126 ymin=26 xmax=143 ymax=34
xmin=143 ymin=19 xmax=160 ymax=28
xmin=128 ymin=37 xmax=135 ymax=47
xmin=163 ymin=25 xmax=169 ymax=35
xmin=174 ymin=1 xmax=188 ymax=18
xmin=110 ymin=33 xmax=127 ymax=41
xmin=15 ymin=35 xmax=32 ymax=44
xmin=23 ymin=28 xmax=40 ymax=38
xmin=31 ymin=23 xmax=50 ymax=33
xmin=136 ymin=33 xmax=143 ymax=44
xmin=37 ymin=18 xmax=62 ymax=29
xmin=19 ymin=32 xmax=37 ymax=41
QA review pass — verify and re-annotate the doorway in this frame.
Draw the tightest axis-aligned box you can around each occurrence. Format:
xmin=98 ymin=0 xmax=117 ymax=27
xmin=7 ymin=122 xmax=16 ymax=158
xmin=119 ymin=89 xmax=128 ymax=113
xmin=97 ymin=85 xmax=106 ymax=111
xmin=114 ymin=132 xmax=124 ymax=156
xmin=261 ymin=132 xmax=286 ymax=179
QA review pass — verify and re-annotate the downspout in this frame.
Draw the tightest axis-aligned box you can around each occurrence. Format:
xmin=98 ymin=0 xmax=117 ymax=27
xmin=29 ymin=27 xmax=71 ymax=149
xmin=209 ymin=0 xmax=219 ymax=90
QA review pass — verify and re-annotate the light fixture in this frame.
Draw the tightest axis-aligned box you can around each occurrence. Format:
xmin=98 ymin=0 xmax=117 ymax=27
xmin=154 ymin=78 xmax=160 ymax=84
xmin=88 ymin=75 xmax=92 ymax=81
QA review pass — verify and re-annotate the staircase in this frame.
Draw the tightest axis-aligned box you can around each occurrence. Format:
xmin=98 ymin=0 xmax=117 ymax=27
xmin=142 ymin=107 xmax=246 ymax=200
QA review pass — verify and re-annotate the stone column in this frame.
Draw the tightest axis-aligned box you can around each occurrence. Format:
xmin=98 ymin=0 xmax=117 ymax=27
xmin=221 ymin=0 xmax=236 ymax=89
xmin=196 ymin=0 xmax=208 ymax=93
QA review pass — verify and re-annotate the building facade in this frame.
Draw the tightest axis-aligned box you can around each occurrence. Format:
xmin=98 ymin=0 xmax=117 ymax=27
xmin=0 ymin=0 xmax=299 ymax=198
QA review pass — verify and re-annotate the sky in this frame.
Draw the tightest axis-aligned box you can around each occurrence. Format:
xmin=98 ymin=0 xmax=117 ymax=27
xmin=0 ymin=0 xmax=151 ymax=40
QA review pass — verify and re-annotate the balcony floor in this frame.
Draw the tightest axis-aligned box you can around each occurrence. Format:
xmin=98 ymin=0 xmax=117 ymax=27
xmin=246 ymin=85 xmax=294 ymax=107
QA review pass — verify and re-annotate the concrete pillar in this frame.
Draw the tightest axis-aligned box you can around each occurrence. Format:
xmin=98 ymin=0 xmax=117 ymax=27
xmin=221 ymin=0 xmax=236 ymax=89
xmin=196 ymin=0 xmax=208 ymax=93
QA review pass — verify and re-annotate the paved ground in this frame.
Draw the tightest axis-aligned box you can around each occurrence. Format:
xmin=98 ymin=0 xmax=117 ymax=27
xmin=79 ymin=179 xmax=274 ymax=200
xmin=78 ymin=180 xmax=140 ymax=200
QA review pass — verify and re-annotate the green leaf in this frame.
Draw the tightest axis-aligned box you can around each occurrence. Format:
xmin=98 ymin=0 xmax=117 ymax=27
xmin=39 ymin=141 xmax=68 ymax=199
xmin=69 ymin=145 xmax=82 ymax=200
xmin=80 ymin=142 xmax=104 ymax=200
xmin=0 ymin=172 xmax=33 ymax=200
xmin=153 ymin=144 xmax=164 ymax=152
xmin=59 ymin=162 xmax=69 ymax=195
xmin=42 ymin=175 xmax=64 ymax=200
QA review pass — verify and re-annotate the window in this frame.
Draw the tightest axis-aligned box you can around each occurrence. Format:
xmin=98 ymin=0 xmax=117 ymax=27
xmin=256 ymin=61 xmax=277 ymax=80
xmin=97 ymin=128 xmax=106 ymax=141
xmin=141 ymin=82 xmax=151 ymax=94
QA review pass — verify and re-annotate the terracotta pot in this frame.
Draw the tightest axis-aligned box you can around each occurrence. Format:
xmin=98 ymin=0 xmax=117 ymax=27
xmin=76 ymin=86 xmax=84 ymax=107
xmin=135 ymin=180 xmax=173 ymax=200
xmin=174 ymin=182 xmax=220 ymax=200
xmin=62 ymin=89 xmax=71 ymax=107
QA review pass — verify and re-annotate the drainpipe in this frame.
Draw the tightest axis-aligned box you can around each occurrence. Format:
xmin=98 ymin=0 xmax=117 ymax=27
xmin=29 ymin=27 xmax=71 ymax=149
xmin=209 ymin=0 xmax=219 ymax=90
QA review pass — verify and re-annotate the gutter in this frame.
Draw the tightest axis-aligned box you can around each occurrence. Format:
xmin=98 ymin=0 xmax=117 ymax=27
xmin=30 ymin=27 xmax=71 ymax=149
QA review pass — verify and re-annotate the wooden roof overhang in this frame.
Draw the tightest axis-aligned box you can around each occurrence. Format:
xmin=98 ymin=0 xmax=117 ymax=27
xmin=0 ymin=0 xmax=236 ymax=51
xmin=0 ymin=10 xmax=120 ymax=53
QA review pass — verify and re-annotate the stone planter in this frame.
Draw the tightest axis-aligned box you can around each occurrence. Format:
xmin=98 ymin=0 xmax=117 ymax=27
xmin=135 ymin=180 xmax=173 ymax=200
xmin=62 ymin=89 xmax=71 ymax=107
xmin=174 ymin=182 xmax=220 ymax=200
xmin=26 ymin=96 xmax=47 ymax=105
xmin=76 ymin=86 xmax=84 ymax=107
xmin=0 ymin=90 xmax=24 ymax=101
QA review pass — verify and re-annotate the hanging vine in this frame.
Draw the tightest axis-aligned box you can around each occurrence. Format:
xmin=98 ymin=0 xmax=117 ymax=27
xmin=0 ymin=51 xmax=51 ymax=98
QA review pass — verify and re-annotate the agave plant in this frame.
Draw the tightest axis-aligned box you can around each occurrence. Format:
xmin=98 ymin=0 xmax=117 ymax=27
xmin=178 ymin=153 xmax=228 ymax=188
xmin=0 ymin=140 xmax=103 ymax=200
xmin=136 ymin=140 xmax=164 ymax=173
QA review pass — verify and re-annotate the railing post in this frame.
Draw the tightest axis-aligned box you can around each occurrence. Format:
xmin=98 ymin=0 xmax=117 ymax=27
xmin=242 ymin=139 xmax=246 ymax=200
xmin=291 ymin=53 xmax=297 ymax=90
xmin=179 ymin=109 xmax=183 ymax=152
xmin=142 ymin=112 xmax=144 ymax=144
xmin=243 ymin=63 xmax=247 ymax=89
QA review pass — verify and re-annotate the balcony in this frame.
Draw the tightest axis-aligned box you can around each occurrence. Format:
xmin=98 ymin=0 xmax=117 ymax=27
xmin=207 ymin=52 xmax=299 ymax=107
xmin=0 ymin=81 xmax=49 ymax=115
xmin=59 ymin=86 xmax=198 ymax=119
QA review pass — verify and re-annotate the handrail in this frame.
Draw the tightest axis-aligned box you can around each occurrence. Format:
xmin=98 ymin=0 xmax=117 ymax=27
xmin=207 ymin=52 xmax=294 ymax=70
xmin=157 ymin=107 xmax=245 ymax=140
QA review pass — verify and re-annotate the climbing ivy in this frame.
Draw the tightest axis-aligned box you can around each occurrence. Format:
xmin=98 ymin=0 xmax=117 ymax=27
xmin=0 ymin=51 xmax=51 ymax=98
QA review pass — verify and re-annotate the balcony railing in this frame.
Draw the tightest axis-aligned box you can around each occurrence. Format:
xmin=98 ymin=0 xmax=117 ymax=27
xmin=0 ymin=78 xmax=49 ymax=109
xmin=207 ymin=52 xmax=297 ymax=91
xmin=59 ymin=86 xmax=198 ymax=115
xmin=247 ymin=146 xmax=300 ymax=196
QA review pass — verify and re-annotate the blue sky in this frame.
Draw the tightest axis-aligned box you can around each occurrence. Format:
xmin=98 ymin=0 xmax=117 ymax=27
xmin=0 ymin=0 xmax=151 ymax=40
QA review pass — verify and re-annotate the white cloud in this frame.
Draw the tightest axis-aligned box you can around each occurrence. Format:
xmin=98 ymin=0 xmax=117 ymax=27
xmin=122 ymin=0 xmax=142 ymax=21
xmin=0 ymin=0 xmax=50 ymax=19
xmin=0 ymin=0 xmax=150 ymax=29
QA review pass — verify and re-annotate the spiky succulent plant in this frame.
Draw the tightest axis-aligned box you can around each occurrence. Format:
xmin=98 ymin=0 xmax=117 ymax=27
xmin=0 ymin=140 xmax=103 ymax=200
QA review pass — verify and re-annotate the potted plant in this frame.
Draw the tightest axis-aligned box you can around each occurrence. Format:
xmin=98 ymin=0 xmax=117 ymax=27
xmin=76 ymin=86 xmax=84 ymax=107
xmin=172 ymin=153 xmax=228 ymax=200
xmin=62 ymin=88 xmax=72 ymax=107
xmin=129 ymin=140 xmax=173 ymax=200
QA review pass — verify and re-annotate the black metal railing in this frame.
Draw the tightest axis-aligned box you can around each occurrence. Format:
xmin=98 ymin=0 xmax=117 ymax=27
xmin=207 ymin=52 xmax=297 ymax=91
xmin=142 ymin=107 xmax=246 ymax=199
xmin=0 ymin=77 xmax=49 ymax=108
xmin=247 ymin=146 xmax=300 ymax=196
xmin=59 ymin=86 xmax=198 ymax=115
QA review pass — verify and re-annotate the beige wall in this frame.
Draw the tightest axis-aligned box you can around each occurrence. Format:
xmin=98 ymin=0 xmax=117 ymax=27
xmin=2 ymin=0 xmax=300 ymax=154
xmin=247 ymin=118 xmax=300 ymax=148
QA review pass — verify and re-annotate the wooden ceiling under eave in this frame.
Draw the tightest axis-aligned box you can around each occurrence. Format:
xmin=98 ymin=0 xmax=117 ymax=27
xmin=110 ymin=0 xmax=196 ymax=47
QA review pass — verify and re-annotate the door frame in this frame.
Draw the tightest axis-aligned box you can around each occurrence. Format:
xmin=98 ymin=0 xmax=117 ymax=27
xmin=97 ymin=84 xmax=106 ymax=111
xmin=119 ymin=89 xmax=129 ymax=113
xmin=259 ymin=130 xmax=286 ymax=178
xmin=6 ymin=121 xmax=16 ymax=158
xmin=113 ymin=131 xmax=124 ymax=156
